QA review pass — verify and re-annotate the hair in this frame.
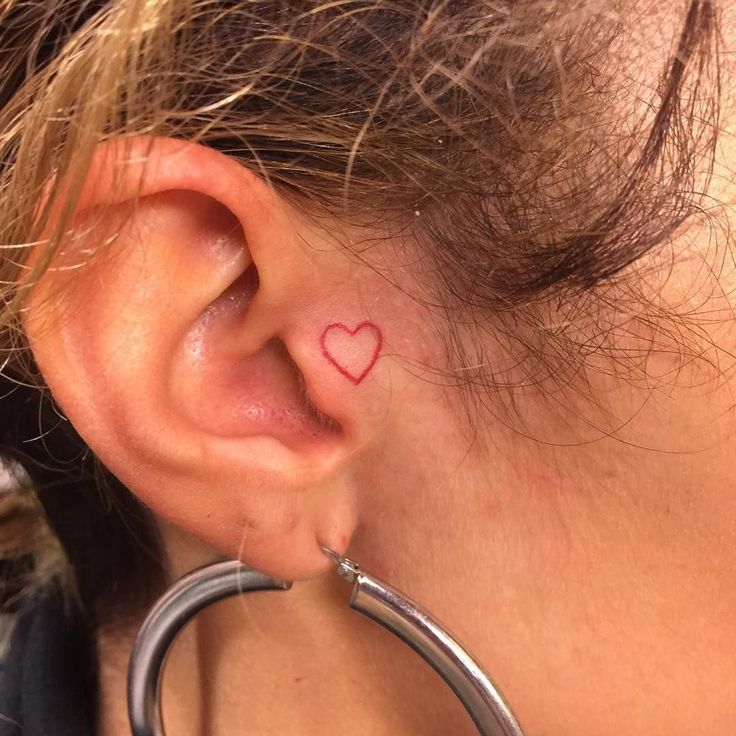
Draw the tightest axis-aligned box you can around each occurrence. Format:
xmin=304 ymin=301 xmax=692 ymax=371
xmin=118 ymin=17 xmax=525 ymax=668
xmin=0 ymin=0 xmax=721 ymax=624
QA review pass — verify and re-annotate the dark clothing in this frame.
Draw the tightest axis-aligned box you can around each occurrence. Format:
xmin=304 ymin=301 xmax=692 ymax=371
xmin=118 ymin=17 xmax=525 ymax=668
xmin=0 ymin=593 xmax=97 ymax=736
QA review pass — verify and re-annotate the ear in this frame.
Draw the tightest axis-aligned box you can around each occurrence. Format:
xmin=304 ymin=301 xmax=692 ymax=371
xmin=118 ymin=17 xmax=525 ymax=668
xmin=22 ymin=136 xmax=405 ymax=580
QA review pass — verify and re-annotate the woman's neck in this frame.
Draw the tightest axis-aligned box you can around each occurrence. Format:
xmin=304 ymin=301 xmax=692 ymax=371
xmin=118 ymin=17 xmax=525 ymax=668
xmin=95 ymin=521 xmax=477 ymax=736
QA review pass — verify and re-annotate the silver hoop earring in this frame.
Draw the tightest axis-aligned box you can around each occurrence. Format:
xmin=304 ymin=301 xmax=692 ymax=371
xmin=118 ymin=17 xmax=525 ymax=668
xmin=127 ymin=549 xmax=525 ymax=736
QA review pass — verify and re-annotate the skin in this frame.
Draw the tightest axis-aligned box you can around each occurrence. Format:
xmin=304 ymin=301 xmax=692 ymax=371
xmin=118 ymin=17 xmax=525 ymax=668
xmin=19 ymin=7 xmax=736 ymax=735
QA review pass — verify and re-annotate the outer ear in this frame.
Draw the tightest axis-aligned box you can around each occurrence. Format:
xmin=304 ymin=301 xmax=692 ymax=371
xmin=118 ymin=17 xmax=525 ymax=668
xmin=21 ymin=136 xmax=404 ymax=580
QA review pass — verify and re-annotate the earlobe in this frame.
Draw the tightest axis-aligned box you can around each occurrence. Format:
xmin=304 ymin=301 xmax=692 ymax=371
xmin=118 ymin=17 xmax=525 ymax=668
xmin=22 ymin=136 xmax=378 ymax=581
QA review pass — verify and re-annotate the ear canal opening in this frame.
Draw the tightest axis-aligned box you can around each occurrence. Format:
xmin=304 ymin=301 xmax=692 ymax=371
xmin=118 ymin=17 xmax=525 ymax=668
xmin=239 ymin=262 xmax=260 ymax=301
xmin=219 ymin=262 xmax=259 ymax=314
xmin=179 ymin=255 xmax=342 ymax=446
xmin=228 ymin=263 xmax=342 ymax=441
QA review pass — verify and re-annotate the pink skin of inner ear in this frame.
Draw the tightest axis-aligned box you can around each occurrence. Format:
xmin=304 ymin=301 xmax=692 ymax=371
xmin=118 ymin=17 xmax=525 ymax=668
xmin=319 ymin=321 xmax=383 ymax=384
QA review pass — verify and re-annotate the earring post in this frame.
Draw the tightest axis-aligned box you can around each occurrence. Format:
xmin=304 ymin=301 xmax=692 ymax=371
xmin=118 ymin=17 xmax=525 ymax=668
xmin=320 ymin=545 xmax=361 ymax=582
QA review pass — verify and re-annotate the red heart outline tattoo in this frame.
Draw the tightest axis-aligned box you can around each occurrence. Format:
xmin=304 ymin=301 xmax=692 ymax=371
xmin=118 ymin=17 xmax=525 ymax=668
xmin=319 ymin=321 xmax=383 ymax=385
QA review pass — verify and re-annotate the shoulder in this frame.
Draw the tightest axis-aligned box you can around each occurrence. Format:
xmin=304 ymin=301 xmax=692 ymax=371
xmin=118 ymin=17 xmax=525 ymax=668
xmin=0 ymin=591 xmax=97 ymax=736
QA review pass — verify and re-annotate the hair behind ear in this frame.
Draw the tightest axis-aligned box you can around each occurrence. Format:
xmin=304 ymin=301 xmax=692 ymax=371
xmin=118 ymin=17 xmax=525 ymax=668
xmin=0 ymin=372 xmax=166 ymax=625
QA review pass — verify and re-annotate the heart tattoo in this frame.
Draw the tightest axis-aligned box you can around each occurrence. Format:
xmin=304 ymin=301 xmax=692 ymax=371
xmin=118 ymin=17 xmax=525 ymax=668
xmin=320 ymin=321 xmax=383 ymax=384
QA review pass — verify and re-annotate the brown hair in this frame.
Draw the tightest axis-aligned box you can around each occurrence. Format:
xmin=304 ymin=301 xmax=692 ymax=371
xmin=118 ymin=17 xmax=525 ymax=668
xmin=0 ymin=0 xmax=720 ymax=623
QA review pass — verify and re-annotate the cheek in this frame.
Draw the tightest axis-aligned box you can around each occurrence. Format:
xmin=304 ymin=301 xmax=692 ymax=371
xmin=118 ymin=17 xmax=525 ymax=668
xmin=356 ymin=372 xmax=475 ymax=521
